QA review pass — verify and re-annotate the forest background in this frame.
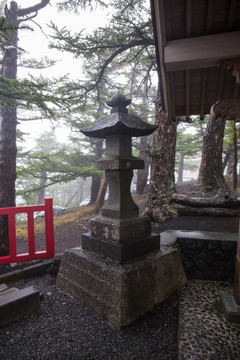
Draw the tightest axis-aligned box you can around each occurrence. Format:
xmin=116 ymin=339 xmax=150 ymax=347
xmin=0 ymin=0 xmax=239 ymax=217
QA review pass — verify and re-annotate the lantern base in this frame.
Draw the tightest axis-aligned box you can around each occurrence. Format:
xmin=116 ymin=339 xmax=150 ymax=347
xmin=56 ymin=246 xmax=186 ymax=328
xmin=82 ymin=232 xmax=160 ymax=262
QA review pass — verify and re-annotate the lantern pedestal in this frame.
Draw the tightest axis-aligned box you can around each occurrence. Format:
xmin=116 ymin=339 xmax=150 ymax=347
xmin=57 ymin=94 xmax=186 ymax=327
xmin=57 ymin=246 xmax=186 ymax=328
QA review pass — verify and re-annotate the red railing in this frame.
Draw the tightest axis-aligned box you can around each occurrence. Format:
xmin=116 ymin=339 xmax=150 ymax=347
xmin=0 ymin=197 xmax=54 ymax=265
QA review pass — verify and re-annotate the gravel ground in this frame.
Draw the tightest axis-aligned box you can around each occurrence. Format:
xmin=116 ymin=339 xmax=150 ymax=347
xmin=0 ymin=274 xmax=178 ymax=360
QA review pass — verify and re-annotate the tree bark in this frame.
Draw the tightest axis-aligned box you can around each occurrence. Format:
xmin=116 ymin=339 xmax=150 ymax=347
xmin=198 ymin=115 xmax=231 ymax=198
xmin=89 ymin=138 xmax=103 ymax=204
xmin=145 ymin=87 xmax=177 ymax=222
xmin=136 ymin=136 xmax=149 ymax=194
xmin=175 ymin=194 xmax=240 ymax=208
xmin=0 ymin=1 xmax=50 ymax=256
xmin=37 ymin=173 xmax=47 ymax=204
xmin=175 ymin=203 xmax=239 ymax=217
xmin=177 ymin=153 xmax=184 ymax=184
xmin=0 ymin=2 xmax=18 ymax=256
xmin=90 ymin=174 xmax=101 ymax=205
xmin=232 ymin=122 xmax=238 ymax=191
xmin=223 ymin=149 xmax=232 ymax=173
xmin=95 ymin=173 xmax=107 ymax=214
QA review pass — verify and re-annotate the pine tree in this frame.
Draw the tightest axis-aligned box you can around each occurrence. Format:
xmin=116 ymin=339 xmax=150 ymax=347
xmin=0 ymin=0 xmax=72 ymax=255
xmin=50 ymin=0 xmax=178 ymax=221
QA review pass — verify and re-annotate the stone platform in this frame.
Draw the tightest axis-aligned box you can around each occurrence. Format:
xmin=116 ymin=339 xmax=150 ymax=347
xmin=161 ymin=230 xmax=238 ymax=281
xmin=57 ymin=246 xmax=186 ymax=328
xmin=178 ymin=280 xmax=240 ymax=360
xmin=0 ymin=284 xmax=40 ymax=326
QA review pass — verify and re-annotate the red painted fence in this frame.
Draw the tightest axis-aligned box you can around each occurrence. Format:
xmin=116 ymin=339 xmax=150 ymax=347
xmin=0 ymin=198 xmax=55 ymax=265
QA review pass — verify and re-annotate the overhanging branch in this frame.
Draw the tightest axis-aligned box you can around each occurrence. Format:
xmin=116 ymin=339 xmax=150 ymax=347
xmin=17 ymin=0 xmax=50 ymax=18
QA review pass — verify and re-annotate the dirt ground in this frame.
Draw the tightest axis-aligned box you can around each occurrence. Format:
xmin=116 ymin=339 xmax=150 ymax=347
xmin=52 ymin=212 xmax=239 ymax=254
xmin=1 ymin=183 xmax=239 ymax=266
xmin=52 ymin=183 xmax=239 ymax=255
xmin=154 ymin=182 xmax=239 ymax=233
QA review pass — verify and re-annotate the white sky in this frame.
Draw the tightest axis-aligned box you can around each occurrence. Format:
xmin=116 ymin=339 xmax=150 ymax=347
xmin=7 ymin=0 xmax=109 ymax=149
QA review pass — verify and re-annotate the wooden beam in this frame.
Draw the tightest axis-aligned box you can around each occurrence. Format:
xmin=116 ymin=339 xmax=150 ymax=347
xmin=200 ymin=69 xmax=207 ymax=119
xmin=169 ymin=72 xmax=175 ymax=120
xmin=227 ymin=0 xmax=237 ymax=30
xmin=164 ymin=0 xmax=172 ymax=40
xmin=151 ymin=0 xmax=168 ymax=112
xmin=154 ymin=0 xmax=167 ymax=47
xmin=185 ymin=70 xmax=190 ymax=120
xmin=186 ymin=0 xmax=191 ymax=37
xmin=185 ymin=0 xmax=191 ymax=120
xmin=216 ymin=68 xmax=225 ymax=101
xmin=165 ymin=72 xmax=174 ymax=122
xmin=206 ymin=0 xmax=214 ymax=34
xmin=164 ymin=31 xmax=240 ymax=72
xmin=233 ymin=83 xmax=239 ymax=99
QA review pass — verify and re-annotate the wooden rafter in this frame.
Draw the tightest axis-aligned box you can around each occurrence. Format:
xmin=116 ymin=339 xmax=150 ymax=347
xmin=200 ymin=69 xmax=208 ymax=120
xmin=186 ymin=0 xmax=191 ymax=37
xmin=216 ymin=68 xmax=225 ymax=101
xmin=164 ymin=31 xmax=240 ymax=72
xmin=227 ymin=0 xmax=237 ymax=30
xmin=233 ymin=83 xmax=239 ymax=99
xmin=151 ymin=0 xmax=240 ymax=121
xmin=206 ymin=0 xmax=215 ymax=34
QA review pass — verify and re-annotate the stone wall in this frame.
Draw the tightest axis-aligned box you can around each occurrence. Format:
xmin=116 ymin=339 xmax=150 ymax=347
xmin=176 ymin=237 xmax=237 ymax=282
xmin=160 ymin=230 xmax=238 ymax=282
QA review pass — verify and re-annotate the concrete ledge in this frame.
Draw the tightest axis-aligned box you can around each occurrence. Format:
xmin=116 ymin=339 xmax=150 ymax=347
xmin=57 ymin=247 xmax=186 ymax=327
xmin=0 ymin=286 xmax=40 ymax=326
xmin=161 ymin=230 xmax=238 ymax=281
xmin=220 ymin=292 xmax=240 ymax=322
xmin=160 ymin=230 xmax=238 ymax=246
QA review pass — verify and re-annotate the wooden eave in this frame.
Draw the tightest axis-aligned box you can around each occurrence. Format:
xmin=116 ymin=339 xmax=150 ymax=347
xmin=151 ymin=0 xmax=240 ymax=122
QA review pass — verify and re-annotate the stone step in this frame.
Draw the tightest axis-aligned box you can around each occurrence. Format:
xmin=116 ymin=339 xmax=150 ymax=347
xmin=0 ymin=285 xmax=40 ymax=326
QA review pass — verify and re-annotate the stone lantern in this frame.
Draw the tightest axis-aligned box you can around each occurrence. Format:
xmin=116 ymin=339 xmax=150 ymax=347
xmin=57 ymin=94 xmax=186 ymax=328
xmin=81 ymin=93 xmax=160 ymax=262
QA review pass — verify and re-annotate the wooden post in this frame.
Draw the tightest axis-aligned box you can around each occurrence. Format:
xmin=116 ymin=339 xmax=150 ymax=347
xmin=220 ymin=216 xmax=240 ymax=321
xmin=233 ymin=219 xmax=240 ymax=306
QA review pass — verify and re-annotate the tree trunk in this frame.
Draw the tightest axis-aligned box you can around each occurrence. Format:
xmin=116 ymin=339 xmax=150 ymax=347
xmin=175 ymin=193 xmax=240 ymax=208
xmin=145 ymin=88 xmax=177 ymax=222
xmin=64 ymin=187 xmax=80 ymax=207
xmin=223 ymin=149 xmax=232 ymax=173
xmin=90 ymin=174 xmax=101 ymax=205
xmin=198 ymin=115 xmax=231 ymax=198
xmin=177 ymin=153 xmax=184 ymax=184
xmin=95 ymin=173 xmax=107 ymax=214
xmin=175 ymin=204 xmax=239 ymax=217
xmin=232 ymin=122 xmax=238 ymax=191
xmin=136 ymin=136 xmax=149 ymax=194
xmin=89 ymin=138 xmax=103 ymax=204
xmin=0 ymin=3 xmax=18 ymax=256
xmin=37 ymin=173 xmax=47 ymax=204
xmin=0 ymin=1 xmax=50 ymax=256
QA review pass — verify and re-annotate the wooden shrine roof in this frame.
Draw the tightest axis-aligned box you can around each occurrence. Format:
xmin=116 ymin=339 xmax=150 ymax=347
xmin=151 ymin=0 xmax=240 ymax=122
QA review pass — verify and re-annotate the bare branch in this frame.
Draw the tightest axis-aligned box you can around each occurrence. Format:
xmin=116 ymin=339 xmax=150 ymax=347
xmin=85 ymin=39 xmax=154 ymax=94
xmin=17 ymin=0 xmax=50 ymax=18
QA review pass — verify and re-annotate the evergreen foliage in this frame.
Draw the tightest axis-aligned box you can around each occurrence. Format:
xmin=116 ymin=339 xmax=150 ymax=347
xmin=50 ymin=0 xmax=156 ymax=107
